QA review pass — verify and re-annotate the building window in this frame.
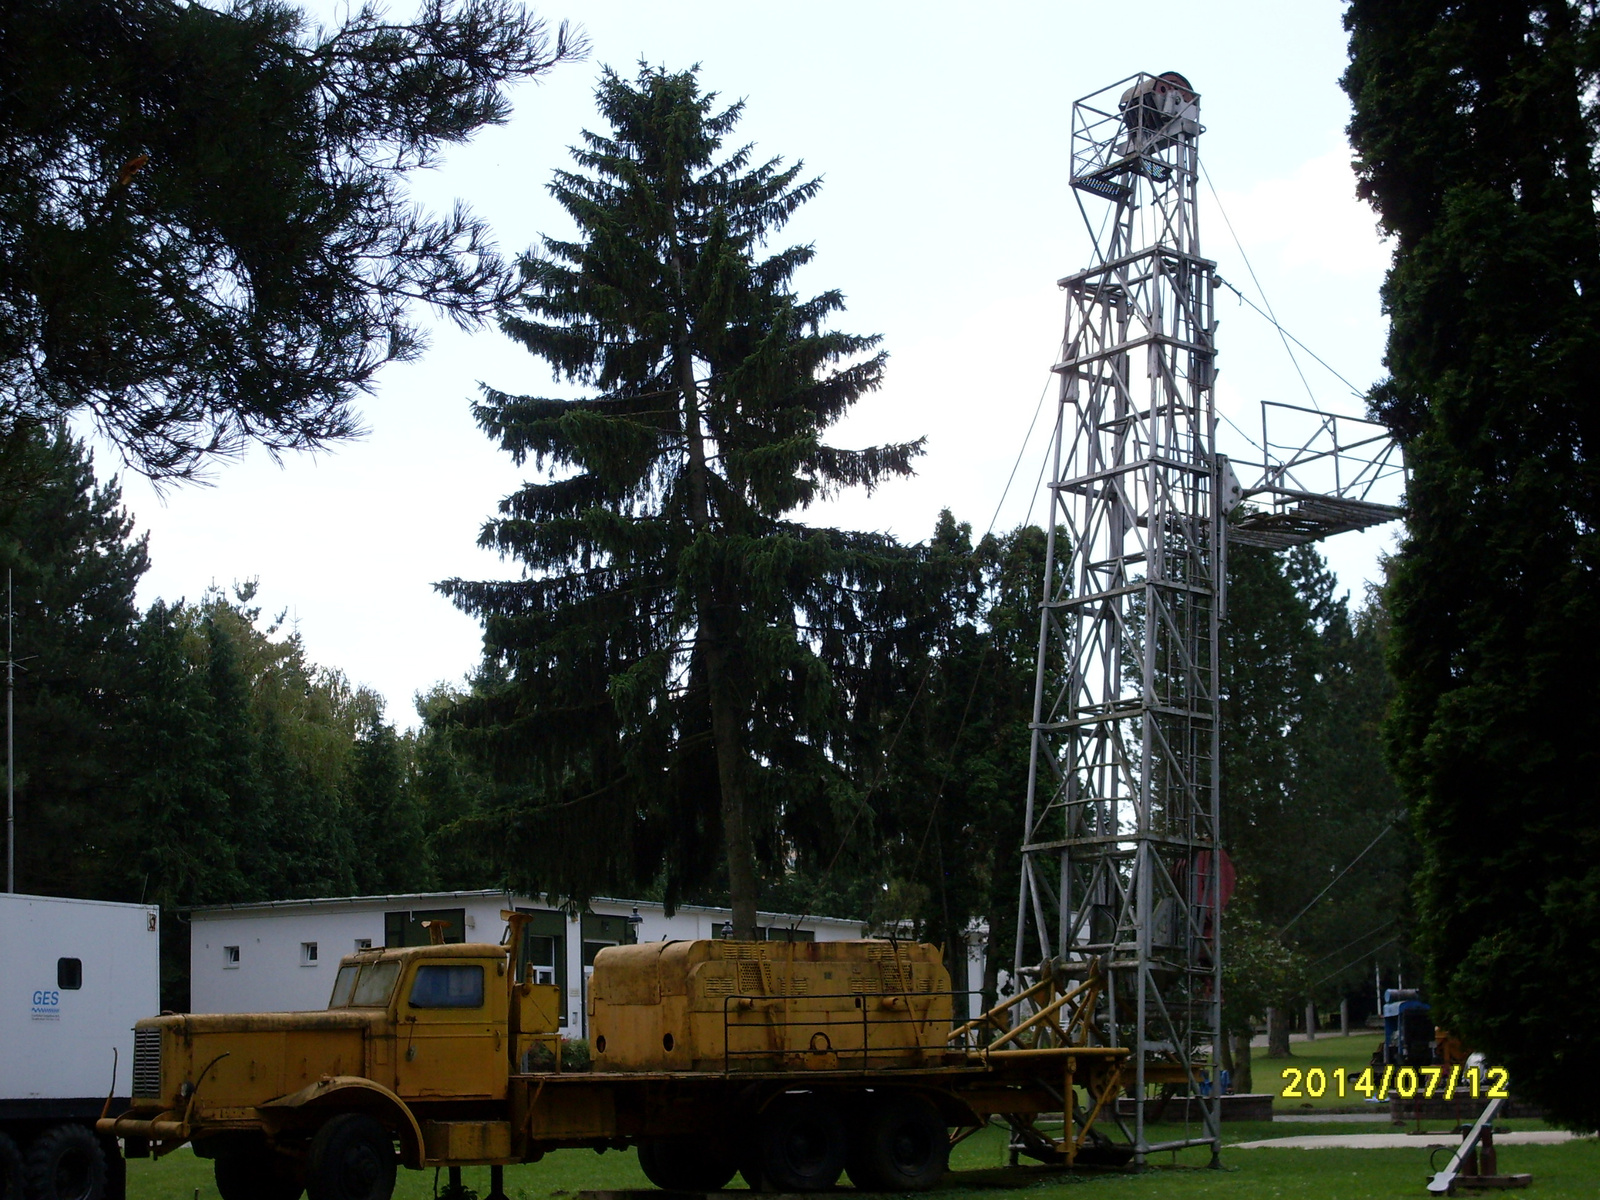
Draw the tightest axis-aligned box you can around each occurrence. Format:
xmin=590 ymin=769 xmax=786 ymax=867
xmin=224 ymin=945 xmax=241 ymax=968
xmin=301 ymin=942 xmax=319 ymax=966
xmin=354 ymin=938 xmax=372 ymax=952
xmin=384 ymin=908 xmax=466 ymax=948
xmin=57 ymin=958 xmax=82 ymax=990
xmin=527 ymin=934 xmax=557 ymax=985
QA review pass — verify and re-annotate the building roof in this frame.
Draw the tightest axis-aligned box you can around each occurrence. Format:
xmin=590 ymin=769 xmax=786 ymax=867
xmin=185 ymin=889 xmax=863 ymax=928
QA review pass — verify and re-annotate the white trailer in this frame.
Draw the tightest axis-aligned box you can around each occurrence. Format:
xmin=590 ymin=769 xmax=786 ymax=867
xmin=0 ymin=892 xmax=160 ymax=1200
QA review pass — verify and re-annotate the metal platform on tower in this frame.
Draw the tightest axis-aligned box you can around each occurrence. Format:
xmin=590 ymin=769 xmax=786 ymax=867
xmin=1228 ymin=402 xmax=1405 ymax=549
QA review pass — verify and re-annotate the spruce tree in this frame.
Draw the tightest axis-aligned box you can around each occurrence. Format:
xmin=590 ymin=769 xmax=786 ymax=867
xmin=440 ymin=65 xmax=920 ymax=934
xmin=0 ymin=425 xmax=148 ymax=895
xmin=1345 ymin=0 xmax=1600 ymax=1128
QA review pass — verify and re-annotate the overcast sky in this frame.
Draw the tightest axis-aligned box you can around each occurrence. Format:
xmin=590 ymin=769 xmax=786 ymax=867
xmin=97 ymin=0 xmax=1400 ymax=729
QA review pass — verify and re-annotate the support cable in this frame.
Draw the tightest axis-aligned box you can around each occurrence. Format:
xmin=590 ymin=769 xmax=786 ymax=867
xmin=792 ymin=350 xmax=1065 ymax=932
xmin=1219 ymin=409 xmax=1267 ymax=458
xmin=1200 ymin=161 xmax=1321 ymax=411
xmin=1212 ymin=274 xmax=1367 ymax=402
xmin=1305 ymin=917 xmax=1398 ymax=969
xmin=1277 ymin=823 xmax=1395 ymax=938
xmin=1312 ymin=936 xmax=1400 ymax=989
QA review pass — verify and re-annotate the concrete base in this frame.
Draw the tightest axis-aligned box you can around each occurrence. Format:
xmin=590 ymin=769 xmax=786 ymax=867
xmin=1115 ymin=1093 xmax=1273 ymax=1121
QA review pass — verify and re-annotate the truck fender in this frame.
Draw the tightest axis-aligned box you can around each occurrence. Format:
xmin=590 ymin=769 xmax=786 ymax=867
xmin=258 ymin=1077 xmax=426 ymax=1169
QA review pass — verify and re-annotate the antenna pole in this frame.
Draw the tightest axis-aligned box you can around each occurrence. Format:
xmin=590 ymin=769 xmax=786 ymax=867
xmin=6 ymin=568 xmax=13 ymax=894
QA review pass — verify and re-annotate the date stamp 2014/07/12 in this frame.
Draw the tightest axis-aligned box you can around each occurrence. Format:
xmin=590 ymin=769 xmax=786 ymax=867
xmin=1280 ymin=1064 xmax=1509 ymax=1101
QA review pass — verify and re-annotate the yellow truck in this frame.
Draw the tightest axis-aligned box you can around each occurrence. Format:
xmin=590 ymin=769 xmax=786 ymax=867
xmin=101 ymin=914 xmax=1131 ymax=1200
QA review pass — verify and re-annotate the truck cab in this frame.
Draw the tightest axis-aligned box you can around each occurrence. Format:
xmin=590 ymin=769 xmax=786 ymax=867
xmin=105 ymin=934 xmax=561 ymax=1200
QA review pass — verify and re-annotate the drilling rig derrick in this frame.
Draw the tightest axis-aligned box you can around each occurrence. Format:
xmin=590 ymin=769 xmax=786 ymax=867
xmin=1015 ymin=71 xmax=1224 ymax=1165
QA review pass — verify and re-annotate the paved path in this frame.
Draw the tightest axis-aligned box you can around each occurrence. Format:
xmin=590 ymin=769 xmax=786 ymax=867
xmin=1232 ymin=1131 xmax=1585 ymax=1150
xmin=1274 ymin=1113 xmax=1393 ymax=1123
xmin=1249 ymin=1031 xmax=1372 ymax=1047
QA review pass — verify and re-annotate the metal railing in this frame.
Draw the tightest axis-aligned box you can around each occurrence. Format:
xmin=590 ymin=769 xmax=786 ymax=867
xmin=1251 ymin=401 xmax=1407 ymax=508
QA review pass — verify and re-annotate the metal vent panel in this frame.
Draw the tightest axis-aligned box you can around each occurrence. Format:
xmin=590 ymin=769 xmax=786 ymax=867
xmin=132 ymin=1027 xmax=161 ymax=1098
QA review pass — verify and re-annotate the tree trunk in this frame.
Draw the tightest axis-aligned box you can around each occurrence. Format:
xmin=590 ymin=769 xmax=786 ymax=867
xmin=673 ymin=337 xmax=759 ymax=940
xmin=1340 ymin=997 xmax=1350 ymax=1037
xmin=1230 ymin=1031 xmax=1254 ymax=1093
xmin=1305 ymin=1000 xmax=1317 ymax=1041
xmin=1265 ymin=1006 xmax=1292 ymax=1058
xmin=702 ymin=621 xmax=759 ymax=939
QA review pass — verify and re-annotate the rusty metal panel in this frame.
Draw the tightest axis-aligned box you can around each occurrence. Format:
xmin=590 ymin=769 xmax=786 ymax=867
xmin=421 ymin=1120 xmax=514 ymax=1163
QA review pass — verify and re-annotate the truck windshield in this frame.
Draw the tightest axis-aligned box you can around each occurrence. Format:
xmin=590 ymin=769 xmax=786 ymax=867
xmin=329 ymin=964 xmax=359 ymax=1008
xmin=408 ymin=964 xmax=485 ymax=1009
xmin=348 ymin=960 xmax=401 ymax=1007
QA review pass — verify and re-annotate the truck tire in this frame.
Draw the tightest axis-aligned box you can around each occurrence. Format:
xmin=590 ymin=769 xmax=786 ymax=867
xmin=0 ymin=1131 xmax=24 ymax=1200
xmin=845 ymin=1094 xmax=948 ymax=1191
xmin=754 ymin=1095 xmax=845 ymax=1193
xmin=24 ymin=1124 xmax=106 ymax=1200
xmin=214 ymin=1137 xmax=304 ymax=1200
xmin=305 ymin=1115 xmax=395 ymax=1200
xmin=96 ymin=1138 xmax=124 ymax=1200
xmin=636 ymin=1138 xmax=737 ymax=1191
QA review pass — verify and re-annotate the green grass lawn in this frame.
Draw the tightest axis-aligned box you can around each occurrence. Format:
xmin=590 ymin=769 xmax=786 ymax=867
xmin=1249 ymin=1033 xmax=1390 ymax=1112
xmin=127 ymin=1123 xmax=1598 ymax=1200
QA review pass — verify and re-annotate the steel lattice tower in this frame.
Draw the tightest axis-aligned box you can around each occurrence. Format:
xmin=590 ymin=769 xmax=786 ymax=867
xmin=1015 ymin=72 xmax=1223 ymax=1163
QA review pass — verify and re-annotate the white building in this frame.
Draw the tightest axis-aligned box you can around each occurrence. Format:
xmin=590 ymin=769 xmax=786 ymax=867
xmin=189 ymin=891 xmax=963 ymax=1034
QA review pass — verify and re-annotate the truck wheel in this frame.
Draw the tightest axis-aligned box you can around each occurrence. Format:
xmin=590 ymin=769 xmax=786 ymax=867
xmin=756 ymin=1095 xmax=845 ymax=1193
xmin=845 ymin=1094 xmax=947 ymax=1192
xmin=0 ymin=1131 xmax=24 ymax=1200
xmin=637 ymin=1138 xmax=737 ymax=1191
xmin=96 ymin=1138 xmax=125 ymax=1200
xmin=306 ymin=1115 xmax=396 ymax=1200
xmin=24 ymin=1124 xmax=106 ymax=1200
xmin=215 ymin=1137 xmax=305 ymax=1200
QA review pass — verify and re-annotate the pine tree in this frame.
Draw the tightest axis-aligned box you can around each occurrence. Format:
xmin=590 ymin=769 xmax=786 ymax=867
xmin=0 ymin=0 xmax=580 ymax=479
xmin=1345 ymin=0 xmax=1600 ymax=1129
xmin=440 ymin=65 xmax=921 ymax=934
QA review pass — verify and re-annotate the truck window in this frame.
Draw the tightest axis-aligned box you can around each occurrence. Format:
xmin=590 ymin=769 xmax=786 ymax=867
xmin=408 ymin=964 xmax=484 ymax=1009
xmin=58 ymin=957 xmax=82 ymax=989
xmin=329 ymin=964 xmax=360 ymax=1008
xmin=349 ymin=960 xmax=401 ymax=1007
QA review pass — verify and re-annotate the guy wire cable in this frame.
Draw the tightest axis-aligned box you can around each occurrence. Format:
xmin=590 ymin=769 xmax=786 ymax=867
xmin=794 ymin=348 xmax=1064 ymax=933
xmin=1200 ymin=160 xmax=1321 ymax=411
xmin=1212 ymin=275 xmax=1367 ymax=402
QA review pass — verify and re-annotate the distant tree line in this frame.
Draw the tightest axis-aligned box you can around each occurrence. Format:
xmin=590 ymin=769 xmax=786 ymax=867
xmin=1 ymin=427 xmax=432 ymax=1004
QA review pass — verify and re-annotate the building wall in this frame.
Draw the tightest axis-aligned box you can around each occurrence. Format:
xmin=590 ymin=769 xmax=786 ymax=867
xmin=189 ymin=892 xmax=513 ymax=1014
xmin=189 ymin=892 xmax=870 ymax=1033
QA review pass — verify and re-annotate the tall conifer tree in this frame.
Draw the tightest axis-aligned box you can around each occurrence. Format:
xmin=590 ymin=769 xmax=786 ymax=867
xmin=440 ymin=65 xmax=920 ymax=934
xmin=1345 ymin=0 xmax=1600 ymax=1128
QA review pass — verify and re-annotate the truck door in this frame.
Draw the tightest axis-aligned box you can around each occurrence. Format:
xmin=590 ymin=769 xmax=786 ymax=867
xmin=394 ymin=957 xmax=508 ymax=1100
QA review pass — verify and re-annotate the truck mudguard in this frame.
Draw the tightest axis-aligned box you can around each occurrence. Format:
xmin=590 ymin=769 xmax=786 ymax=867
xmin=257 ymin=1076 xmax=426 ymax=1169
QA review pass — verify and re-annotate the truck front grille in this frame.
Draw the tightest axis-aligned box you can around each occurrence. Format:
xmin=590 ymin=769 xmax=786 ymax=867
xmin=132 ymin=1028 xmax=162 ymax=1099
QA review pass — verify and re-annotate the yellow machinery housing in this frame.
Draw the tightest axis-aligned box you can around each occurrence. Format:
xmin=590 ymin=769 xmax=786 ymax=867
xmin=589 ymin=939 xmax=953 ymax=1072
